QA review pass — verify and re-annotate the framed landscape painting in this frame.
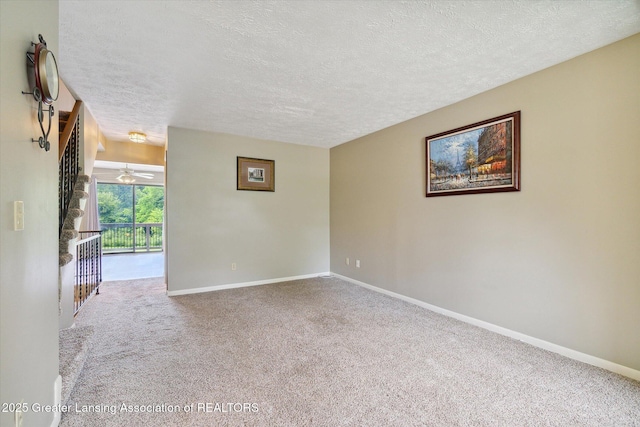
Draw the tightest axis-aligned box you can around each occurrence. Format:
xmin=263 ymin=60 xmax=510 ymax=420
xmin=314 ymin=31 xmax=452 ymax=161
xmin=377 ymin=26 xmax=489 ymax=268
xmin=237 ymin=157 xmax=275 ymax=191
xmin=426 ymin=111 xmax=521 ymax=197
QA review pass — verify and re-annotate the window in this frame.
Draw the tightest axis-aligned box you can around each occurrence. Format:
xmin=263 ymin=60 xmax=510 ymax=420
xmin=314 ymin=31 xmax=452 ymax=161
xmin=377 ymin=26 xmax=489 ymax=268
xmin=97 ymin=183 xmax=164 ymax=253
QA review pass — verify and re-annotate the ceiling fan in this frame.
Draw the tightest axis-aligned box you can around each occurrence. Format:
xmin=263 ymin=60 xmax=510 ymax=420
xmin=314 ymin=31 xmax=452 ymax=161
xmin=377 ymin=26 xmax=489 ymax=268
xmin=116 ymin=165 xmax=154 ymax=183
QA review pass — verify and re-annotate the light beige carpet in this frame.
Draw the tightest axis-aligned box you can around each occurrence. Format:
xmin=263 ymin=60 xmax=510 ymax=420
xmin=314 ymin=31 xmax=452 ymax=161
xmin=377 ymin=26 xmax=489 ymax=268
xmin=61 ymin=276 xmax=639 ymax=426
xmin=59 ymin=325 xmax=94 ymax=405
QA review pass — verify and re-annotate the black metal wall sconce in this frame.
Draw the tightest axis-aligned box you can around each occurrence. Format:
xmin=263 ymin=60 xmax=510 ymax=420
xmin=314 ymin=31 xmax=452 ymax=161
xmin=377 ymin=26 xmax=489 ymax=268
xmin=22 ymin=34 xmax=60 ymax=152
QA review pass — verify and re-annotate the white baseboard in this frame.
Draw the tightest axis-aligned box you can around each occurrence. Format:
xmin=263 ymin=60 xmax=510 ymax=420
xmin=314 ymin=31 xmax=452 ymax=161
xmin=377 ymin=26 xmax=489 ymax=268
xmin=166 ymin=272 xmax=332 ymax=296
xmin=50 ymin=375 xmax=62 ymax=427
xmin=332 ymin=273 xmax=640 ymax=382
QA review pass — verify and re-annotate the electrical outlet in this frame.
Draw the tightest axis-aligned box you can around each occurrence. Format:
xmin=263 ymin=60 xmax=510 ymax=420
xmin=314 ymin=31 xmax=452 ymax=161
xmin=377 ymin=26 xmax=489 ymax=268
xmin=345 ymin=257 xmax=350 ymax=266
xmin=231 ymin=263 xmax=237 ymax=271
xmin=356 ymin=260 xmax=360 ymax=268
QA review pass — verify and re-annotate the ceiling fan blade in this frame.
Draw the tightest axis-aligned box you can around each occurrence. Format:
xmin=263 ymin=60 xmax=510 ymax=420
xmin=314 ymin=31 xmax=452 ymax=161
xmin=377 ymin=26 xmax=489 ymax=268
xmin=133 ymin=173 xmax=154 ymax=178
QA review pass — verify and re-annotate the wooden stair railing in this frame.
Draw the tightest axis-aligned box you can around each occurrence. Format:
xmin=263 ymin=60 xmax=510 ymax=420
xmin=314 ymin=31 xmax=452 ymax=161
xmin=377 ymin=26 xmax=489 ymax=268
xmin=59 ymin=100 xmax=82 ymax=162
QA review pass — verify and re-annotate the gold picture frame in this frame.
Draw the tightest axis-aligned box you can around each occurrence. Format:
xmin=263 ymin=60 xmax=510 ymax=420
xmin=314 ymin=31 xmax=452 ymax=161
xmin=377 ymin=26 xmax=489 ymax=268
xmin=237 ymin=157 xmax=275 ymax=192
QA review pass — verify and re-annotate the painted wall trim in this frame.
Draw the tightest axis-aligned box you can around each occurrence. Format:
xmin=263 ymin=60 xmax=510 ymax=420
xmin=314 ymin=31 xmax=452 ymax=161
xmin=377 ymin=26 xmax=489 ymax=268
xmin=332 ymin=273 xmax=640 ymax=382
xmin=166 ymin=272 xmax=332 ymax=296
xmin=50 ymin=375 xmax=62 ymax=427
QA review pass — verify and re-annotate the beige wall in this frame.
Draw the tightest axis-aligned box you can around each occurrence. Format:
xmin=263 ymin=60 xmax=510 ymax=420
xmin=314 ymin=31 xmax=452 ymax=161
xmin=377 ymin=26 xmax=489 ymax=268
xmin=166 ymin=127 xmax=330 ymax=292
xmin=81 ymin=105 xmax=103 ymax=177
xmin=0 ymin=1 xmax=61 ymax=426
xmin=58 ymin=79 xmax=76 ymax=111
xmin=331 ymin=34 xmax=640 ymax=371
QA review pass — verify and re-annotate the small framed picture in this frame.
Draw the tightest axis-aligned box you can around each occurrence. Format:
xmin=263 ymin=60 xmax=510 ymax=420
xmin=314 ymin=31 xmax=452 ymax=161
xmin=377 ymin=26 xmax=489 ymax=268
xmin=426 ymin=111 xmax=521 ymax=197
xmin=237 ymin=157 xmax=275 ymax=192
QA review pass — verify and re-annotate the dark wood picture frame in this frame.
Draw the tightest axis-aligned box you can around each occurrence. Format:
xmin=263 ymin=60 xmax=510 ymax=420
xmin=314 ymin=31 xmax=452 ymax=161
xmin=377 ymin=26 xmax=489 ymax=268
xmin=426 ymin=111 xmax=521 ymax=197
xmin=237 ymin=156 xmax=275 ymax=192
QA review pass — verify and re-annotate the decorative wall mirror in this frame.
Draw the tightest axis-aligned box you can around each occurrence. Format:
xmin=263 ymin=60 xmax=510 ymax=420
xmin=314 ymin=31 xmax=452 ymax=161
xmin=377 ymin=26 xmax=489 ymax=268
xmin=23 ymin=34 xmax=59 ymax=152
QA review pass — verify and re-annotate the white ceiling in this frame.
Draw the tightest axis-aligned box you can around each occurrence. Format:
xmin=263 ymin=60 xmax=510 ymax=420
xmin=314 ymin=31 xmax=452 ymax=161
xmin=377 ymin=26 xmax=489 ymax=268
xmin=59 ymin=1 xmax=640 ymax=149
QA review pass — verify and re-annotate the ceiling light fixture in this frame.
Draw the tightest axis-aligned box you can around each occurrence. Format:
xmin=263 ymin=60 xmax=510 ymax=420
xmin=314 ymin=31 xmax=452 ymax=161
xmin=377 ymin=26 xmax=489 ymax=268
xmin=118 ymin=173 xmax=135 ymax=184
xmin=128 ymin=131 xmax=146 ymax=143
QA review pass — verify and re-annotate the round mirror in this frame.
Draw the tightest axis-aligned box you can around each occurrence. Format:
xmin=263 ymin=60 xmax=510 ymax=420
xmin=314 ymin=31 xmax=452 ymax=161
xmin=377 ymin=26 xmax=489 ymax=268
xmin=35 ymin=44 xmax=59 ymax=105
xmin=44 ymin=51 xmax=59 ymax=101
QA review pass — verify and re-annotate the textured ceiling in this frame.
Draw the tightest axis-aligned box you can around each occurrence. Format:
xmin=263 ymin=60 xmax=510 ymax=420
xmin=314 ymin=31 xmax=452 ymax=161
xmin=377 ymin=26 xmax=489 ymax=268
xmin=59 ymin=1 xmax=640 ymax=148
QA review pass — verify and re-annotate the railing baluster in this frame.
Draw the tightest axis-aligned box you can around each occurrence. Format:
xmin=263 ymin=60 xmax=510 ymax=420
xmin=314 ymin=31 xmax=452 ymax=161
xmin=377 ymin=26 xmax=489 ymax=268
xmin=59 ymin=114 xmax=80 ymax=237
xmin=100 ymin=223 xmax=163 ymax=253
xmin=74 ymin=231 xmax=102 ymax=315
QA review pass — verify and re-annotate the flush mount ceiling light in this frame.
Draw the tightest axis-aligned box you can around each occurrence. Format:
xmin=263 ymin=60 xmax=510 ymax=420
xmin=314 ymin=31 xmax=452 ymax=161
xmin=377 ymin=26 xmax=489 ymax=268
xmin=128 ymin=131 xmax=146 ymax=143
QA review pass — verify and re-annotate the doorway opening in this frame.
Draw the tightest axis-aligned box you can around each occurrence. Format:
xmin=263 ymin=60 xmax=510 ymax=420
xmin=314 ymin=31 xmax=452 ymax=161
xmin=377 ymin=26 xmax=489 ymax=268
xmin=98 ymin=183 xmax=163 ymax=253
xmin=97 ymin=182 xmax=165 ymax=280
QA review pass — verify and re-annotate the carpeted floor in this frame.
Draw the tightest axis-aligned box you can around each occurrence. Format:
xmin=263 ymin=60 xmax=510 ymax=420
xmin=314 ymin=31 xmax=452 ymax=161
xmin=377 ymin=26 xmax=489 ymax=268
xmin=61 ymin=276 xmax=640 ymax=426
xmin=59 ymin=325 xmax=94 ymax=406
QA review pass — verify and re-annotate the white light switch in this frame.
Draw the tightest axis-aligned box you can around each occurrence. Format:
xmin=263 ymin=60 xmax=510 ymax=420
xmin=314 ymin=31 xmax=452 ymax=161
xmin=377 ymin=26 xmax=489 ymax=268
xmin=14 ymin=201 xmax=24 ymax=231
